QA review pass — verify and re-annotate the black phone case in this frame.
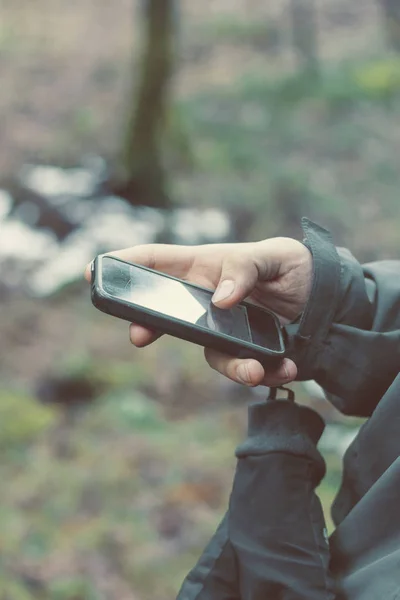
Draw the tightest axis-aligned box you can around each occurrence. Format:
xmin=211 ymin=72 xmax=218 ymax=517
xmin=91 ymin=256 xmax=286 ymax=368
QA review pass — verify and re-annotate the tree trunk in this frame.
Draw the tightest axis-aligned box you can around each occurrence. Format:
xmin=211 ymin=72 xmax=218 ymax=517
xmin=381 ymin=0 xmax=400 ymax=52
xmin=119 ymin=0 xmax=176 ymax=207
xmin=289 ymin=0 xmax=319 ymax=78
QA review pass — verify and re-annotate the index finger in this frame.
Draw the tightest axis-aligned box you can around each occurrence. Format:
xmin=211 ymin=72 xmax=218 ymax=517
xmin=85 ymin=243 xmax=196 ymax=282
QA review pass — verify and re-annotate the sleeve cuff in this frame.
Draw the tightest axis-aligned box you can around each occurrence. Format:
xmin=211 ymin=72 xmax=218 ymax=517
xmin=284 ymin=218 xmax=373 ymax=382
xmin=235 ymin=400 xmax=326 ymax=485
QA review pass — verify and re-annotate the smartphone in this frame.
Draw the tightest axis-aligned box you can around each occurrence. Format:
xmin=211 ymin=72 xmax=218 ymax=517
xmin=91 ymin=255 xmax=286 ymax=367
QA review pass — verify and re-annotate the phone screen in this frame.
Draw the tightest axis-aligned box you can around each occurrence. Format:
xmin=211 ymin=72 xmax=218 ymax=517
xmin=101 ymin=257 xmax=281 ymax=350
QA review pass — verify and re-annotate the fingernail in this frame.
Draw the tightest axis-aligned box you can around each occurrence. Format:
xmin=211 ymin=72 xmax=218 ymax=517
xmin=212 ymin=280 xmax=235 ymax=304
xmin=283 ymin=363 xmax=290 ymax=381
xmin=237 ymin=363 xmax=251 ymax=384
xmin=282 ymin=360 xmax=295 ymax=382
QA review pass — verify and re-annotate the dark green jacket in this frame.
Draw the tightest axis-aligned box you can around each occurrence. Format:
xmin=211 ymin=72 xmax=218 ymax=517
xmin=177 ymin=219 xmax=400 ymax=600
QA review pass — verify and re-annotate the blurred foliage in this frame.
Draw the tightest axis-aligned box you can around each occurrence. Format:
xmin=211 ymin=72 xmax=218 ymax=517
xmin=173 ymin=55 xmax=400 ymax=258
xmin=354 ymin=58 xmax=400 ymax=96
xmin=0 ymin=391 xmax=55 ymax=453
xmin=203 ymin=16 xmax=281 ymax=52
xmin=319 ymin=453 xmax=343 ymax=534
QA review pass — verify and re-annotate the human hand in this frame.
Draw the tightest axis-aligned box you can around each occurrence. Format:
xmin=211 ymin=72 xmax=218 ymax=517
xmin=85 ymin=238 xmax=313 ymax=387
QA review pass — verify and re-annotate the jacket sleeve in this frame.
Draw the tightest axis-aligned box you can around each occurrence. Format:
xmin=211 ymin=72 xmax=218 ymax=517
xmin=285 ymin=218 xmax=400 ymax=417
xmin=229 ymin=400 xmax=335 ymax=600
xmin=176 ymin=398 xmax=335 ymax=600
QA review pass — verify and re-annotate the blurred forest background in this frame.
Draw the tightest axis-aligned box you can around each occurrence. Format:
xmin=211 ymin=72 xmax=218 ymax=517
xmin=0 ymin=0 xmax=399 ymax=598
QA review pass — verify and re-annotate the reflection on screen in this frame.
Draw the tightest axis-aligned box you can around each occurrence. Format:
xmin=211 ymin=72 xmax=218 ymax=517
xmin=101 ymin=257 xmax=252 ymax=342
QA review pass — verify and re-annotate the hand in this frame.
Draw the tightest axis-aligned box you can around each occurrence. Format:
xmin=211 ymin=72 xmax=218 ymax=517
xmin=85 ymin=238 xmax=313 ymax=387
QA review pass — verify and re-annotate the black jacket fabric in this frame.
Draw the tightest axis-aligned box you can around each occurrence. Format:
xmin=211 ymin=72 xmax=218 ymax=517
xmin=177 ymin=219 xmax=400 ymax=600
xmin=177 ymin=398 xmax=334 ymax=600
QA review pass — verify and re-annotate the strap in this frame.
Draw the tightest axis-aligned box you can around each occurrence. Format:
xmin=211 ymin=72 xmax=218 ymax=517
xmin=268 ymin=386 xmax=295 ymax=402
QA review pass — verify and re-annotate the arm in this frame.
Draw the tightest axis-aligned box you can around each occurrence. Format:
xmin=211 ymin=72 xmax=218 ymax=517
xmin=286 ymin=219 xmax=400 ymax=417
xmin=177 ymin=397 xmax=334 ymax=600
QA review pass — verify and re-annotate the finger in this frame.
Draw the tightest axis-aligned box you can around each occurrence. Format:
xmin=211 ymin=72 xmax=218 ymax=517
xmin=84 ymin=260 xmax=94 ymax=282
xmin=204 ymin=348 xmax=297 ymax=387
xmin=260 ymin=358 xmax=297 ymax=387
xmin=90 ymin=244 xmax=197 ymax=279
xmin=210 ymin=238 xmax=304 ymax=309
xmin=211 ymin=255 xmax=259 ymax=308
xmin=85 ymin=244 xmax=195 ymax=283
xmin=204 ymin=348 xmax=265 ymax=386
xmin=129 ymin=323 xmax=162 ymax=347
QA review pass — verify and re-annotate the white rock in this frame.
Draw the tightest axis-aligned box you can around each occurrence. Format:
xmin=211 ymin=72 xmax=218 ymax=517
xmin=20 ymin=165 xmax=98 ymax=199
xmin=0 ymin=218 xmax=56 ymax=260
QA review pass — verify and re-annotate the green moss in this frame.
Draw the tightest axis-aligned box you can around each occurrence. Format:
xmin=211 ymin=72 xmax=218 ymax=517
xmin=0 ymin=391 xmax=55 ymax=452
xmin=353 ymin=58 xmax=400 ymax=98
xmin=49 ymin=577 xmax=98 ymax=600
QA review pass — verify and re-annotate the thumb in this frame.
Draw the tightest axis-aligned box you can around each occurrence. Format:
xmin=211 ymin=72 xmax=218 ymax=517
xmin=212 ymin=256 xmax=259 ymax=308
